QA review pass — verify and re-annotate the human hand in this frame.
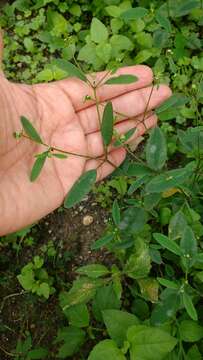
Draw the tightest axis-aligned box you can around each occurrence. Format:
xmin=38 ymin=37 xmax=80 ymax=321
xmin=0 ymin=32 xmax=171 ymax=235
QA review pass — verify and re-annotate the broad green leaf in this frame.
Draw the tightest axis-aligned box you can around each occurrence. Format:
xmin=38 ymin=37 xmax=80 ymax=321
xmin=124 ymin=243 xmax=151 ymax=279
xmin=105 ymin=74 xmax=138 ymax=85
xmin=146 ymin=127 xmax=167 ymax=171
xmin=96 ymin=43 xmax=112 ymax=63
xmin=135 ymin=50 xmax=152 ymax=64
xmin=64 ymin=170 xmax=97 ymax=208
xmin=112 ymin=200 xmax=120 ymax=226
xmin=168 ymin=211 xmax=187 ymax=240
xmin=56 ymin=326 xmax=85 ymax=358
xmin=155 ymin=94 xmax=188 ymax=114
xmin=120 ymin=7 xmax=148 ymax=20
xmin=126 ymin=163 xmax=153 ymax=177
xmin=101 ymin=102 xmax=114 ymax=146
xmin=182 ymin=292 xmax=198 ymax=321
xmin=153 ymin=29 xmax=169 ymax=49
xmin=175 ymin=0 xmax=200 ymax=17
xmin=37 ymin=282 xmax=50 ymax=299
xmin=110 ymin=35 xmax=133 ymax=57
xmin=127 ymin=325 xmax=177 ymax=360
xmin=92 ymin=284 xmax=121 ymax=322
xmin=27 ymin=348 xmax=48 ymax=359
xmin=119 ymin=207 xmax=147 ymax=234
xmin=151 ymin=292 xmax=181 ymax=325
xmin=146 ymin=167 xmax=193 ymax=193
xmin=21 ymin=116 xmax=43 ymax=144
xmin=59 ymin=278 xmax=99 ymax=310
xmin=64 ymin=303 xmax=89 ymax=328
xmin=179 ymin=320 xmax=203 ymax=342
xmin=153 ymin=233 xmax=182 ymax=256
xmin=105 ymin=5 xmax=122 ymax=18
xmin=30 ymin=154 xmax=47 ymax=182
xmin=52 ymin=59 xmax=87 ymax=82
xmin=91 ymin=233 xmax=114 ymax=250
xmin=88 ymin=340 xmax=126 ymax=360
xmin=156 ymin=13 xmax=172 ymax=32
xmin=180 ymin=226 xmax=197 ymax=257
xmin=90 ymin=18 xmax=108 ymax=43
xmin=76 ymin=264 xmax=109 ymax=278
xmin=157 ymin=278 xmax=179 ymax=289
xmin=102 ymin=309 xmax=139 ymax=347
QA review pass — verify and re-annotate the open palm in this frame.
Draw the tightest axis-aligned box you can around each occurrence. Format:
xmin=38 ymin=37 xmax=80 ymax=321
xmin=0 ymin=33 xmax=171 ymax=235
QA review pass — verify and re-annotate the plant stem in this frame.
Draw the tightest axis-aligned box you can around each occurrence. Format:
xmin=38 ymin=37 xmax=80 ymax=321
xmin=21 ymin=134 xmax=102 ymax=161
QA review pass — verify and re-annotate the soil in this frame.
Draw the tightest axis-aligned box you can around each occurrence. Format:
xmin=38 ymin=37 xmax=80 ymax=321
xmin=0 ymin=193 xmax=113 ymax=360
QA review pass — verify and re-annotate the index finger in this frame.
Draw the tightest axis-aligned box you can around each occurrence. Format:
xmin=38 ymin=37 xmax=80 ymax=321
xmin=55 ymin=65 xmax=153 ymax=111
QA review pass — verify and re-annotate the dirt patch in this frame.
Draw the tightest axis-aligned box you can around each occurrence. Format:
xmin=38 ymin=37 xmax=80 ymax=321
xmin=0 ymin=193 xmax=113 ymax=359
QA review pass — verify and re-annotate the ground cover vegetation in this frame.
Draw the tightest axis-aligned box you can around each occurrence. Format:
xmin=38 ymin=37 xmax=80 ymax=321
xmin=0 ymin=0 xmax=203 ymax=359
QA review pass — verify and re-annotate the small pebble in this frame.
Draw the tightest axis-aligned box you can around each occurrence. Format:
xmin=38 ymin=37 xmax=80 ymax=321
xmin=82 ymin=215 xmax=94 ymax=226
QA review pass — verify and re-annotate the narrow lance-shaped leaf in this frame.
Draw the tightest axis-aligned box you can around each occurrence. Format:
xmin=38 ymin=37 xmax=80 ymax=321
xmin=153 ymin=233 xmax=182 ymax=256
xmin=30 ymin=153 xmax=47 ymax=182
xmin=182 ymin=292 xmax=198 ymax=321
xmin=91 ymin=233 xmax=114 ymax=250
xmin=112 ymin=199 xmax=120 ymax=226
xmin=52 ymin=59 xmax=87 ymax=82
xmin=101 ymin=102 xmax=114 ymax=146
xmin=105 ymin=74 xmax=138 ymax=85
xmin=155 ymin=94 xmax=188 ymax=114
xmin=21 ymin=116 xmax=43 ymax=144
xmin=64 ymin=169 xmax=97 ymax=208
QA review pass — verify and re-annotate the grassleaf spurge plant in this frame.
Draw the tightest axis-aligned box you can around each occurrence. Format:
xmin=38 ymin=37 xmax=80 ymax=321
xmin=1 ymin=0 xmax=203 ymax=359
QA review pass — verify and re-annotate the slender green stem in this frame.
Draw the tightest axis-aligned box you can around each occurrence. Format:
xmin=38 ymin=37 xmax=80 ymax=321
xmin=96 ymin=69 xmax=112 ymax=88
xmin=21 ymin=134 xmax=102 ymax=161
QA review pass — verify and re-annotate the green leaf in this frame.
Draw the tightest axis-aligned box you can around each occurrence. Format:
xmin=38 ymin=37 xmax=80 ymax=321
xmin=151 ymin=291 xmax=181 ymax=325
xmin=105 ymin=5 xmax=122 ymax=18
xmin=153 ymin=29 xmax=169 ymax=49
xmin=91 ymin=233 xmax=114 ymax=250
xmin=88 ymin=340 xmax=126 ymax=360
xmin=175 ymin=0 xmax=200 ymax=17
xmin=76 ymin=264 xmax=109 ymax=278
xmin=102 ymin=310 xmax=139 ymax=347
xmin=92 ymin=284 xmax=121 ymax=322
xmin=146 ymin=127 xmax=167 ymax=171
xmin=101 ymin=102 xmax=114 ymax=146
xmin=180 ymin=226 xmax=197 ymax=257
xmin=37 ymin=282 xmax=50 ymax=299
xmin=168 ymin=211 xmax=187 ymax=240
xmin=60 ymin=278 xmax=99 ymax=310
xmin=157 ymin=278 xmax=179 ymax=289
xmin=20 ymin=116 xmax=43 ymax=144
xmin=155 ymin=94 xmax=188 ymax=114
xmin=187 ymin=345 xmax=202 ymax=360
xmin=27 ymin=348 xmax=48 ymax=359
xmin=64 ymin=303 xmax=89 ymax=328
xmin=105 ymin=74 xmax=138 ymax=85
xmin=179 ymin=320 xmax=203 ymax=342
xmin=182 ymin=292 xmax=198 ymax=321
xmin=153 ymin=233 xmax=182 ymax=256
xmin=51 ymin=59 xmax=87 ymax=82
xmin=52 ymin=153 xmax=68 ymax=159
xmin=127 ymin=325 xmax=177 ymax=360
xmin=120 ymin=7 xmax=148 ymax=20
xmin=112 ymin=200 xmax=120 ymax=226
xmin=124 ymin=243 xmax=151 ymax=279
xmin=156 ymin=13 xmax=172 ymax=32
xmin=64 ymin=170 xmax=97 ymax=208
xmin=138 ymin=278 xmax=159 ymax=302
xmin=126 ymin=163 xmax=153 ymax=177
xmin=128 ymin=175 xmax=149 ymax=195
xmin=56 ymin=326 xmax=85 ymax=358
xmin=146 ymin=167 xmax=193 ymax=193
xmin=119 ymin=207 xmax=147 ymax=234
xmin=30 ymin=154 xmax=47 ymax=182
xmin=134 ymin=50 xmax=152 ymax=64
xmin=90 ymin=18 xmax=108 ymax=43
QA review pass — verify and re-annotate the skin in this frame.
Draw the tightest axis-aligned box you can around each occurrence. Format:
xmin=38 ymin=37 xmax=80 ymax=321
xmin=0 ymin=32 xmax=171 ymax=235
